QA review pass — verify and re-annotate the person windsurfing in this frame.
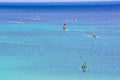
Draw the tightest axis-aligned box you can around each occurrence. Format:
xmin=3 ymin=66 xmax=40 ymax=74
xmin=82 ymin=61 xmax=87 ymax=72
xmin=92 ymin=32 xmax=96 ymax=38
xmin=36 ymin=16 xmax=40 ymax=21
xmin=19 ymin=18 xmax=23 ymax=24
xmin=63 ymin=23 xmax=67 ymax=30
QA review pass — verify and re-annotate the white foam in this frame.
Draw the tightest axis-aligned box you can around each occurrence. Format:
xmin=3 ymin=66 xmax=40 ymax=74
xmin=71 ymin=29 xmax=85 ymax=32
xmin=1 ymin=20 xmax=24 ymax=24
xmin=62 ymin=28 xmax=85 ymax=32
xmin=65 ymin=29 xmax=70 ymax=31
xmin=24 ymin=18 xmax=36 ymax=20
xmin=65 ymin=19 xmax=73 ymax=22
xmin=0 ymin=40 xmax=23 ymax=44
xmin=86 ymin=35 xmax=99 ymax=38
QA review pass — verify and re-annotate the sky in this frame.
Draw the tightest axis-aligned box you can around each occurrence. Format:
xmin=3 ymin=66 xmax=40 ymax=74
xmin=0 ymin=0 xmax=119 ymax=2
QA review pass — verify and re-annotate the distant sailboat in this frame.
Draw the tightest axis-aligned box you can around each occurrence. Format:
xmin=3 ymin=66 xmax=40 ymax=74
xmin=73 ymin=17 xmax=77 ymax=22
xmin=36 ymin=16 xmax=40 ymax=21
xmin=19 ymin=18 xmax=23 ymax=24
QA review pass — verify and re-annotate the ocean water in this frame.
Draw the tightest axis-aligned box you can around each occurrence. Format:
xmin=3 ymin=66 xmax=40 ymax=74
xmin=0 ymin=2 xmax=120 ymax=80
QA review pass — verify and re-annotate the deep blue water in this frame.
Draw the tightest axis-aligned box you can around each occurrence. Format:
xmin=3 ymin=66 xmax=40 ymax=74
xmin=0 ymin=2 xmax=120 ymax=80
xmin=0 ymin=2 xmax=120 ymax=24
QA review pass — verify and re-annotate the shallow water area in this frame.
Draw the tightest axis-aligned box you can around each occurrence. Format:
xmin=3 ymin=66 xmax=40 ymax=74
xmin=0 ymin=23 xmax=120 ymax=80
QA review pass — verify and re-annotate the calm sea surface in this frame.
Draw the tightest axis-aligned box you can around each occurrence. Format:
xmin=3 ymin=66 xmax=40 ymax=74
xmin=0 ymin=2 xmax=120 ymax=80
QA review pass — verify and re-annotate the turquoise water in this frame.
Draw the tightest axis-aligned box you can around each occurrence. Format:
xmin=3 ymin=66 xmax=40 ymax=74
xmin=0 ymin=23 xmax=120 ymax=80
xmin=0 ymin=2 xmax=120 ymax=80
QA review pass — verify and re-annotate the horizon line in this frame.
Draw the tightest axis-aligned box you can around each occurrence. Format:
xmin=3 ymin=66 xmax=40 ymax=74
xmin=0 ymin=1 xmax=120 ymax=3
